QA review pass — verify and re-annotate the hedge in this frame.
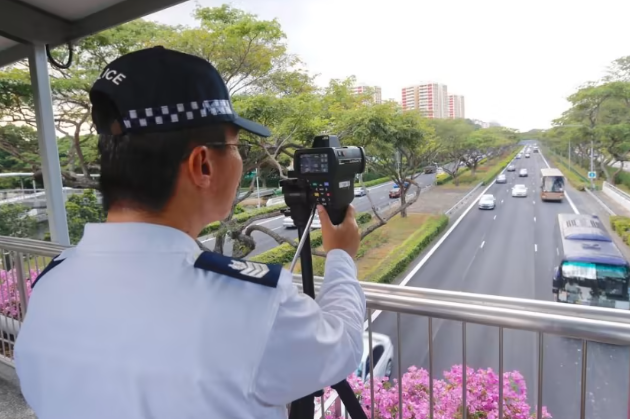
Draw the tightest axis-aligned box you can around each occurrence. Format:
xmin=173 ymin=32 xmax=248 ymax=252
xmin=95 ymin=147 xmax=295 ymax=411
xmin=198 ymin=204 xmax=287 ymax=237
xmin=481 ymin=149 xmax=521 ymax=185
xmin=356 ymin=176 xmax=390 ymax=188
xmin=250 ymin=212 xmax=373 ymax=264
xmin=435 ymin=159 xmax=487 ymax=185
xmin=610 ymin=216 xmax=630 ymax=245
xmin=367 ymin=215 xmax=449 ymax=284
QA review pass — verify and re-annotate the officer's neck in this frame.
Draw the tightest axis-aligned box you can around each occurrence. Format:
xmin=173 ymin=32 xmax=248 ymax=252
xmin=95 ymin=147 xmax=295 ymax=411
xmin=106 ymin=207 xmax=200 ymax=240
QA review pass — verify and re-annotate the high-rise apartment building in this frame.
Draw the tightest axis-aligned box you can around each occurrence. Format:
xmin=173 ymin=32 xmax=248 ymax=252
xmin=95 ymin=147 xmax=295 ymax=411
xmin=448 ymin=95 xmax=465 ymax=119
xmin=401 ymin=83 xmax=449 ymax=118
xmin=352 ymin=85 xmax=382 ymax=104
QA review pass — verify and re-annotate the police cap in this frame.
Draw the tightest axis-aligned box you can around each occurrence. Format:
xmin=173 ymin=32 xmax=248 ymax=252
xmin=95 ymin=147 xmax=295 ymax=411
xmin=89 ymin=46 xmax=271 ymax=137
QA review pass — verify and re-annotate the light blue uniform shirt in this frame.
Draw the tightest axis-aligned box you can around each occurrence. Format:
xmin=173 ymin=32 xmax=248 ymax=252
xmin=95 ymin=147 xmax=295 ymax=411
xmin=14 ymin=222 xmax=366 ymax=419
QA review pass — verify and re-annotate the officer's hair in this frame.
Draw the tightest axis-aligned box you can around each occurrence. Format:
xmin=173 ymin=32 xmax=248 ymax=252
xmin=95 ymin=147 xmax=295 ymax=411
xmin=97 ymin=125 xmax=227 ymax=213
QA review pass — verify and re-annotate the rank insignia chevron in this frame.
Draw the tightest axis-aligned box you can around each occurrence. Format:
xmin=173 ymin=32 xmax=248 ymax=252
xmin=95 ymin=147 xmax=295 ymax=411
xmin=194 ymin=251 xmax=281 ymax=288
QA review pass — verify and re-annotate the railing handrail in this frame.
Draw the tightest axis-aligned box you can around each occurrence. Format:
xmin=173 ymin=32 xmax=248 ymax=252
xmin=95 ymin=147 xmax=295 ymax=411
xmin=292 ymin=275 xmax=630 ymax=327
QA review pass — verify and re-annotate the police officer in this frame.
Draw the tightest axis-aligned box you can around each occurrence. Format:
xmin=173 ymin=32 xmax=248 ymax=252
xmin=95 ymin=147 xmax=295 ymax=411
xmin=14 ymin=47 xmax=365 ymax=419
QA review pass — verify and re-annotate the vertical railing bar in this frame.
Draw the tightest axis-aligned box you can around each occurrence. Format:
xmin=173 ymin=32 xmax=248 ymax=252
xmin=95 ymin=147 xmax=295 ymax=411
xmin=320 ymin=397 xmax=325 ymax=419
xmin=334 ymin=396 xmax=341 ymax=418
xmin=462 ymin=322 xmax=467 ymax=419
xmin=537 ymin=332 xmax=544 ymax=419
xmin=23 ymin=253 xmax=34 ymax=304
xmin=498 ymin=327 xmax=504 ymax=419
xmin=396 ymin=313 xmax=403 ymax=419
xmin=0 ymin=250 xmax=9 ymax=358
xmin=368 ymin=309 xmax=375 ymax=419
xmin=579 ymin=340 xmax=588 ymax=419
xmin=14 ymin=252 xmax=28 ymax=319
xmin=428 ymin=317 xmax=434 ymax=419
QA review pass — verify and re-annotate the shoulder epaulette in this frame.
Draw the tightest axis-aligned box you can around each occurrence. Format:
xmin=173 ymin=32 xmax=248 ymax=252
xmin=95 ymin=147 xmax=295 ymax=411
xmin=31 ymin=254 xmax=66 ymax=289
xmin=194 ymin=251 xmax=282 ymax=288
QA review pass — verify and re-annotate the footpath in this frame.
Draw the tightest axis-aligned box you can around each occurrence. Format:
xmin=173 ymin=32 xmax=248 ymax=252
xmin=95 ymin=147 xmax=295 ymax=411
xmin=0 ymin=362 xmax=33 ymax=419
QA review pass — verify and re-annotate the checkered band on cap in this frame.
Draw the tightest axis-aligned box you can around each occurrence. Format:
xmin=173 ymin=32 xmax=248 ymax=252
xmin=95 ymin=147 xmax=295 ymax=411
xmin=122 ymin=100 xmax=234 ymax=130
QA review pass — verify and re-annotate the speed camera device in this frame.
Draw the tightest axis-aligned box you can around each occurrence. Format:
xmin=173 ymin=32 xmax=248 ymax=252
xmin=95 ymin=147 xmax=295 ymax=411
xmin=282 ymin=134 xmax=368 ymax=419
xmin=282 ymin=135 xmax=366 ymax=226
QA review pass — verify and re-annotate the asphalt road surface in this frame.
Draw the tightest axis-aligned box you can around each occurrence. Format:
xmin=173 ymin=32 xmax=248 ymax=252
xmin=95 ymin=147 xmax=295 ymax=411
xmin=202 ymin=171 xmax=438 ymax=257
xmin=368 ymin=147 xmax=630 ymax=419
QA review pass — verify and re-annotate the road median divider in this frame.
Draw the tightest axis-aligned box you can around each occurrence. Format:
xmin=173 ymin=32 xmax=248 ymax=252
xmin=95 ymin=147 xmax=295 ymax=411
xmin=250 ymin=212 xmax=373 ymax=264
xmin=481 ymin=149 xmax=521 ymax=185
xmin=365 ymin=215 xmax=449 ymax=284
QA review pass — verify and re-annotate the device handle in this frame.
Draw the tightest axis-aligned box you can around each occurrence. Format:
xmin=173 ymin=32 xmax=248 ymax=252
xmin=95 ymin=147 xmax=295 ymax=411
xmin=326 ymin=206 xmax=348 ymax=226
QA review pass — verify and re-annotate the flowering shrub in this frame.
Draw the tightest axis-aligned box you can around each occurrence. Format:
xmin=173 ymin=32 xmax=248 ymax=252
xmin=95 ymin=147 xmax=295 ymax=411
xmin=316 ymin=365 xmax=552 ymax=419
xmin=0 ymin=268 xmax=37 ymax=319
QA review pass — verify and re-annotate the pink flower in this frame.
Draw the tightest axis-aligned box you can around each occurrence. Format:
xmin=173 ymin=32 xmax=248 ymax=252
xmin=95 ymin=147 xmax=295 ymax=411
xmin=316 ymin=365 xmax=552 ymax=419
xmin=0 ymin=268 xmax=38 ymax=320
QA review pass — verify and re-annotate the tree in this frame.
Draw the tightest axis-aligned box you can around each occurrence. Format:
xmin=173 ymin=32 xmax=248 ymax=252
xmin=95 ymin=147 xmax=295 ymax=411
xmin=168 ymin=5 xmax=312 ymax=96
xmin=0 ymin=204 xmax=36 ymax=238
xmin=64 ymin=190 xmax=105 ymax=245
xmin=431 ymin=119 xmax=477 ymax=184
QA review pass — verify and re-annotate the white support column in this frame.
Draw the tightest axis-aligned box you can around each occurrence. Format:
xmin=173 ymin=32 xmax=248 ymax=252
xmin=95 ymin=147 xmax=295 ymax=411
xmin=28 ymin=44 xmax=70 ymax=245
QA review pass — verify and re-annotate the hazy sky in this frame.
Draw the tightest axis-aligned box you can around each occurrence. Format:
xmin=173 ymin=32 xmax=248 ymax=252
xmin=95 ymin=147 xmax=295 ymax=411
xmin=148 ymin=0 xmax=630 ymax=131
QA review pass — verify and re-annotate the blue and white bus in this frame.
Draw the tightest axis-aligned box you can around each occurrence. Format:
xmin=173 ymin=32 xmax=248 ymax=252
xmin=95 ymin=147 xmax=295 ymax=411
xmin=553 ymin=213 xmax=630 ymax=309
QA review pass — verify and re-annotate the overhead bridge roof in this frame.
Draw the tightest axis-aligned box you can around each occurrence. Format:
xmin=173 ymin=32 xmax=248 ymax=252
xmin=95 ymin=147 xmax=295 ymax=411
xmin=0 ymin=0 xmax=187 ymax=67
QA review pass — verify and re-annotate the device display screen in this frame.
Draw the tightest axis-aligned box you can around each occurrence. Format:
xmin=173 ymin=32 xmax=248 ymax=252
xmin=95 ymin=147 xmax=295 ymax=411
xmin=299 ymin=153 xmax=329 ymax=174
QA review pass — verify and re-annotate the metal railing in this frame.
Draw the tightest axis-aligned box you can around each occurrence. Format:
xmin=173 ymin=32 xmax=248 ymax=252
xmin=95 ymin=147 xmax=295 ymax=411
xmin=603 ymin=181 xmax=630 ymax=213
xmin=444 ymin=182 xmax=483 ymax=216
xmin=3 ymin=236 xmax=630 ymax=419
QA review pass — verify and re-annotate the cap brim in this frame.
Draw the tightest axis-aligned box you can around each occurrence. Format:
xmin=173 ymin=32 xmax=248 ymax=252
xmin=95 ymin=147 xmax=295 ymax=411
xmin=233 ymin=115 xmax=271 ymax=137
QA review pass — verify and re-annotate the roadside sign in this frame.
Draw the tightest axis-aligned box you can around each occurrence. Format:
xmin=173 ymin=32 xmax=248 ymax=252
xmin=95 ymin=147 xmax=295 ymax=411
xmin=588 ymin=171 xmax=597 ymax=179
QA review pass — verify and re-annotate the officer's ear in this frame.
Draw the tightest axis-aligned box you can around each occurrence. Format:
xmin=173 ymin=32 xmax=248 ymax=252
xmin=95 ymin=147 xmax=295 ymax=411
xmin=186 ymin=145 xmax=212 ymax=188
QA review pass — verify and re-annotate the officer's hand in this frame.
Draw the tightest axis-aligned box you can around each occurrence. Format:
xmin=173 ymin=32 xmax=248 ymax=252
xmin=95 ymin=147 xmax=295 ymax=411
xmin=317 ymin=204 xmax=360 ymax=258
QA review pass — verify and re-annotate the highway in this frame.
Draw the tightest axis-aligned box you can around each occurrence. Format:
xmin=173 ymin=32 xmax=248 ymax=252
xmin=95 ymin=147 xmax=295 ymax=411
xmin=369 ymin=146 xmax=629 ymax=419
xmin=202 ymin=172 xmax=438 ymax=257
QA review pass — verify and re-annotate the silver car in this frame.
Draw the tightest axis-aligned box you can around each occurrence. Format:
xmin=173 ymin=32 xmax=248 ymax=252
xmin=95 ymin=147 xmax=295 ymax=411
xmin=519 ymin=168 xmax=528 ymax=177
xmin=478 ymin=194 xmax=496 ymax=209
xmin=496 ymin=174 xmax=507 ymax=184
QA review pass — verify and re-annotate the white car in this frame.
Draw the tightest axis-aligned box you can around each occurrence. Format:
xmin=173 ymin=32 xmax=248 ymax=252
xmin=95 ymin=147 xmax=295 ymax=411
xmin=354 ymin=187 xmax=367 ymax=197
xmin=516 ymin=154 xmax=522 ymax=159
xmin=512 ymin=184 xmax=528 ymax=197
xmin=283 ymin=211 xmax=321 ymax=229
xmin=266 ymin=196 xmax=285 ymax=207
xmin=525 ymin=153 xmax=530 ymax=158
xmin=519 ymin=168 xmax=528 ymax=177
xmin=478 ymin=194 xmax=496 ymax=210
xmin=355 ymin=332 xmax=394 ymax=382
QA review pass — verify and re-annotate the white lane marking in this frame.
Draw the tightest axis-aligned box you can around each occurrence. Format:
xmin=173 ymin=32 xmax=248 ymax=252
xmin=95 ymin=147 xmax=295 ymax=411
xmin=501 ymin=200 xmax=504 ymax=204
xmin=535 ymin=244 xmax=538 ymax=252
xmin=201 ymin=237 xmax=216 ymax=243
xmin=533 ymin=200 xmax=536 ymax=205
xmin=256 ymin=215 xmax=284 ymax=225
xmin=556 ymin=247 xmax=560 ymax=256
xmin=538 ymin=151 xmax=579 ymax=214
xmin=534 ymin=217 xmax=536 ymax=222
xmin=480 ymin=241 xmax=485 ymax=249
xmin=366 ymin=176 xmax=500 ymax=325
xmin=493 ymin=215 xmax=497 ymax=220
xmin=272 ymin=226 xmax=283 ymax=231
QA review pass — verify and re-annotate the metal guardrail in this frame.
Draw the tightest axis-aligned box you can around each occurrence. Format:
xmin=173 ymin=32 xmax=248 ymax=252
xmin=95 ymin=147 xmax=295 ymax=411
xmin=2 ymin=236 xmax=630 ymax=419
xmin=603 ymin=181 xmax=630 ymax=209
xmin=444 ymin=182 xmax=484 ymax=216
xmin=584 ymin=187 xmax=616 ymax=216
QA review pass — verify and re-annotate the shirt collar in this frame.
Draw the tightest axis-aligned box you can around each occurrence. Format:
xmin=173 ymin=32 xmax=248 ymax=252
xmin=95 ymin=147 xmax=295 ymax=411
xmin=77 ymin=223 xmax=201 ymax=253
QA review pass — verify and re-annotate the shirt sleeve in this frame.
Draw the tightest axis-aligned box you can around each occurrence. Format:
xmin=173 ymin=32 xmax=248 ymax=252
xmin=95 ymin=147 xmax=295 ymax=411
xmin=252 ymin=249 xmax=366 ymax=406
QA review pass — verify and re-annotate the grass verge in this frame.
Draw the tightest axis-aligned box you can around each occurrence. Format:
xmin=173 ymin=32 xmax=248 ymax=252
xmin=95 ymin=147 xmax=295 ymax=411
xmin=290 ymin=213 xmax=448 ymax=285
xmin=437 ymin=148 xmax=519 ymax=187
xmin=610 ymin=216 xmax=630 ymax=245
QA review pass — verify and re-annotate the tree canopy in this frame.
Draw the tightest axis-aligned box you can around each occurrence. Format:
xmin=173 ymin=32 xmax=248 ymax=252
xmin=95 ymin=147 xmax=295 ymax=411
xmin=0 ymin=5 xmax=520 ymax=256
